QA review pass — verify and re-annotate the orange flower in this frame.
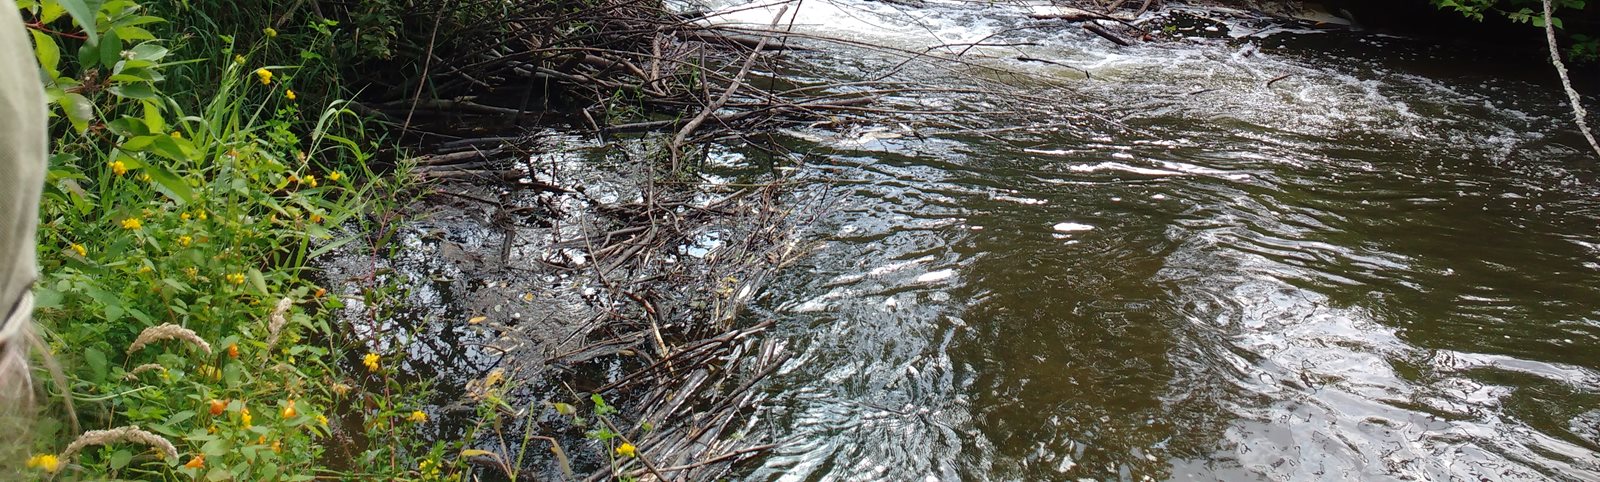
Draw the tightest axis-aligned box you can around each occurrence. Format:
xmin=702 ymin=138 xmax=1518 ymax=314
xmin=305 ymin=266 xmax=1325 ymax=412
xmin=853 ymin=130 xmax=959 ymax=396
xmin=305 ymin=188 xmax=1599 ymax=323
xmin=282 ymin=399 xmax=297 ymax=419
xmin=209 ymin=399 xmax=226 ymax=416
xmin=184 ymin=455 xmax=204 ymax=469
xmin=227 ymin=344 xmax=239 ymax=359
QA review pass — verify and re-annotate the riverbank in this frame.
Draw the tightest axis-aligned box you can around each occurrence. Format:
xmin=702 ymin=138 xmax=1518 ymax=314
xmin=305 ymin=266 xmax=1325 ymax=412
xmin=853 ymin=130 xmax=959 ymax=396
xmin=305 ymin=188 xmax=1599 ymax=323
xmin=15 ymin=0 xmax=468 ymax=478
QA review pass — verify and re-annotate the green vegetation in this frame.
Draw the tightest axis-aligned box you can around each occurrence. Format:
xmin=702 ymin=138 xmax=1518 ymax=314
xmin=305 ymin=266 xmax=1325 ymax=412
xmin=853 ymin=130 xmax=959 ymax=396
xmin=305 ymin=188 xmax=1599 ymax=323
xmin=13 ymin=0 xmax=469 ymax=478
xmin=1430 ymin=0 xmax=1599 ymax=60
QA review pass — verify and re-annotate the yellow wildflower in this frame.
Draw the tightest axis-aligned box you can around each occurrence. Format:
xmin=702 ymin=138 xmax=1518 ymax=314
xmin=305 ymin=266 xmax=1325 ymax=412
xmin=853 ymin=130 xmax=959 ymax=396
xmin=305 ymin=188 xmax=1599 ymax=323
xmin=170 ymin=131 xmax=182 ymax=139
xmin=327 ymin=171 xmax=343 ymax=181
xmin=484 ymin=369 xmax=505 ymax=387
xmin=240 ymin=407 xmax=253 ymax=427
xmin=26 ymin=454 xmax=61 ymax=473
xmin=616 ymin=442 xmax=637 ymax=458
xmin=197 ymin=210 xmax=207 ymax=221
xmin=282 ymin=399 xmax=297 ymax=419
xmin=316 ymin=414 xmax=329 ymax=426
xmin=181 ymin=212 xmax=191 ymax=221
xmin=255 ymin=68 xmax=272 ymax=85
xmin=332 ymin=382 xmax=351 ymax=396
xmin=138 ymin=265 xmax=153 ymax=274
xmin=226 ymin=272 xmax=245 ymax=285
xmin=184 ymin=454 xmax=204 ymax=469
xmin=109 ymin=160 xmax=127 ymax=176
xmin=408 ymin=410 xmax=428 ymax=423
xmin=363 ymin=353 xmax=380 ymax=372
xmin=285 ymin=89 xmax=296 ymax=100
xmin=183 ymin=266 xmax=198 ymax=278
xmin=310 ymin=213 xmax=323 ymax=224
xmin=263 ymin=27 xmax=277 ymax=38
xmin=121 ymin=218 xmax=142 ymax=230
xmin=178 ymin=235 xmax=193 ymax=247
xmin=301 ymin=174 xmax=317 ymax=187
xmin=69 ymin=243 xmax=86 ymax=256
xmin=272 ymin=440 xmax=281 ymax=452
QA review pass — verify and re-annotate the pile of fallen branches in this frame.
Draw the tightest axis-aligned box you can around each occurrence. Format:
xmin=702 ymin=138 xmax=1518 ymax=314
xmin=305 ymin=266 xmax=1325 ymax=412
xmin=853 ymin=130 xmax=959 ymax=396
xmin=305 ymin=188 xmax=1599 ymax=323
xmin=334 ymin=0 xmax=885 ymax=164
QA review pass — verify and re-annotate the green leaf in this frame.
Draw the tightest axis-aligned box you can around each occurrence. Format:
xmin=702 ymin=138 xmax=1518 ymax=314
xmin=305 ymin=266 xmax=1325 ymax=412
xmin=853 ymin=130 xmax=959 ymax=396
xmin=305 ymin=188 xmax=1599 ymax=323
xmin=109 ymin=449 xmax=132 ymax=470
xmin=83 ymin=347 xmax=107 ymax=384
xmin=248 ymin=268 xmax=268 ymax=295
xmin=142 ymin=100 xmax=163 ymax=133
xmin=98 ymin=28 xmax=122 ymax=68
xmin=112 ymin=25 xmax=154 ymax=41
xmin=128 ymin=43 xmax=168 ymax=62
xmin=56 ymin=0 xmax=103 ymax=45
xmin=60 ymin=93 xmax=94 ymax=133
xmin=144 ymin=164 xmax=195 ymax=204
xmin=108 ymin=82 xmax=155 ymax=100
xmin=30 ymin=30 xmax=60 ymax=78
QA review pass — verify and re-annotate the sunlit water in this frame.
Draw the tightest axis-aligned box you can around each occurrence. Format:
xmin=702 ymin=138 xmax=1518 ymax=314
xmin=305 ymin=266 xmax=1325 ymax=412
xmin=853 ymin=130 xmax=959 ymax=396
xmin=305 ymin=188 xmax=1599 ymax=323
xmin=698 ymin=1 xmax=1600 ymax=480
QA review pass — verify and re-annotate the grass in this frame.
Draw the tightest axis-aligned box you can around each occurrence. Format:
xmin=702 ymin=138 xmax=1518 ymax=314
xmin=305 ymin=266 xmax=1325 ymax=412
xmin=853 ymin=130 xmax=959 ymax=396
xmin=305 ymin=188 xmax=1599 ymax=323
xmin=14 ymin=0 xmax=469 ymax=479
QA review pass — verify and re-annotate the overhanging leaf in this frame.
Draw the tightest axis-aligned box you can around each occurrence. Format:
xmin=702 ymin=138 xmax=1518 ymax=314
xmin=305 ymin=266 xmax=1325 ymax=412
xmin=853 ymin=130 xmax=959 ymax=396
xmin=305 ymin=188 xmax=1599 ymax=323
xmin=54 ymin=0 xmax=103 ymax=45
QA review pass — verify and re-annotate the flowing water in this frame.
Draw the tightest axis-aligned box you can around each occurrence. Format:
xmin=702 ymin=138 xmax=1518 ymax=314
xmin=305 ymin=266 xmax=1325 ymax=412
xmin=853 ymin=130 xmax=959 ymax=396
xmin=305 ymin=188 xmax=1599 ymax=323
xmin=693 ymin=2 xmax=1600 ymax=480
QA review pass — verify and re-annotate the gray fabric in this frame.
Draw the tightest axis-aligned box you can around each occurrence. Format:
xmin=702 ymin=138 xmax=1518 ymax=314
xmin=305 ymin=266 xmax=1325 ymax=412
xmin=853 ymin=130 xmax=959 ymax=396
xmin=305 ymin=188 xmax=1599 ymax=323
xmin=0 ymin=5 xmax=47 ymax=342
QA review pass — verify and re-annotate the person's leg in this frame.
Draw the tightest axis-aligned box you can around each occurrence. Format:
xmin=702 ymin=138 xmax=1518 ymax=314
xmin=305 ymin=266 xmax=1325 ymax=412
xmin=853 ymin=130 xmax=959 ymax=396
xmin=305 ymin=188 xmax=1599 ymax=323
xmin=0 ymin=3 xmax=49 ymax=407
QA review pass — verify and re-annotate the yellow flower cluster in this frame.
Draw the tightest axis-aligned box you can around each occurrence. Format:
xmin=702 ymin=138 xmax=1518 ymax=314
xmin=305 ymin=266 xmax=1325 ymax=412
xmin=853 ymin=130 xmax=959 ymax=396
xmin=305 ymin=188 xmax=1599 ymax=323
xmin=121 ymin=218 xmax=142 ymax=230
xmin=26 ymin=454 xmax=60 ymax=473
xmin=282 ymin=399 xmax=297 ymax=418
xmin=226 ymin=273 xmax=246 ymax=285
xmin=109 ymin=160 xmax=127 ymax=176
xmin=255 ymin=68 xmax=273 ymax=85
xmin=178 ymin=235 xmax=193 ymax=247
xmin=300 ymin=174 xmax=318 ymax=188
xmin=285 ymin=89 xmax=297 ymax=100
xmin=69 ymin=243 xmax=86 ymax=256
xmin=616 ymin=442 xmax=637 ymax=458
xmin=241 ymin=407 xmax=253 ymax=427
xmin=363 ymin=353 xmax=380 ymax=372
xmin=327 ymin=171 xmax=343 ymax=182
xmin=408 ymin=410 xmax=428 ymax=423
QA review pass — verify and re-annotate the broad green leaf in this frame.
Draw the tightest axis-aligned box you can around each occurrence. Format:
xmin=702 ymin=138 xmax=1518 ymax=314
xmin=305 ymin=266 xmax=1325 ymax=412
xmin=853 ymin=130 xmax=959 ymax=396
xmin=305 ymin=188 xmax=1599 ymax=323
xmin=60 ymin=93 xmax=93 ymax=133
xmin=29 ymin=30 xmax=60 ymax=78
xmin=55 ymin=0 xmax=102 ymax=45
xmin=83 ymin=347 xmax=107 ymax=383
xmin=109 ymin=450 xmax=132 ymax=470
xmin=144 ymin=164 xmax=195 ymax=204
xmin=128 ymin=43 xmax=168 ymax=62
xmin=112 ymin=25 xmax=154 ymax=41
xmin=108 ymin=82 xmax=155 ymax=100
xmin=248 ymin=268 xmax=268 ymax=295
xmin=98 ymin=28 xmax=122 ymax=68
xmin=142 ymin=100 xmax=163 ymax=133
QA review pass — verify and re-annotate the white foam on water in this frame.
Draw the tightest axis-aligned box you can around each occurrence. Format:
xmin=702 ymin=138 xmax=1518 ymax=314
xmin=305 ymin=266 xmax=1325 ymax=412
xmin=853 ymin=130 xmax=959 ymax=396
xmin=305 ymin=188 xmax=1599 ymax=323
xmin=1052 ymin=222 xmax=1095 ymax=232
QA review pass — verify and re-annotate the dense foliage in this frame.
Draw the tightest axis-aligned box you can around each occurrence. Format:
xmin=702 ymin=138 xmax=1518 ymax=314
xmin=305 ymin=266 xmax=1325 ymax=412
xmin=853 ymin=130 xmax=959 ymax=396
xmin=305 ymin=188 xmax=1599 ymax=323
xmin=12 ymin=0 xmax=470 ymax=479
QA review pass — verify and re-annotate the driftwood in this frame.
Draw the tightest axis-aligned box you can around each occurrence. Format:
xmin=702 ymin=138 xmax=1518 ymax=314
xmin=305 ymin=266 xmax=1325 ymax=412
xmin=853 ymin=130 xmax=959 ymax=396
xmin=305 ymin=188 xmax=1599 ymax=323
xmin=1083 ymin=21 xmax=1134 ymax=47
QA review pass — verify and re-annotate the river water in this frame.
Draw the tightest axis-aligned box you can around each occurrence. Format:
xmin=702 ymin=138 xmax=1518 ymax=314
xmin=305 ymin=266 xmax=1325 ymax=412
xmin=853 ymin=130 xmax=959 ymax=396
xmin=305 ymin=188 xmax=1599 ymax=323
xmin=691 ymin=1 xmax=1600 ymax=481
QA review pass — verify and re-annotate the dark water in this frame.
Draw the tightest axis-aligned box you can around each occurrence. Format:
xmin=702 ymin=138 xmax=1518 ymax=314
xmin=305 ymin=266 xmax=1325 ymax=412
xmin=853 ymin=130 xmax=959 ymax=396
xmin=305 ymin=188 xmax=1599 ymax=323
xmin=698 ymin=2 xmax=1600 ymax=481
